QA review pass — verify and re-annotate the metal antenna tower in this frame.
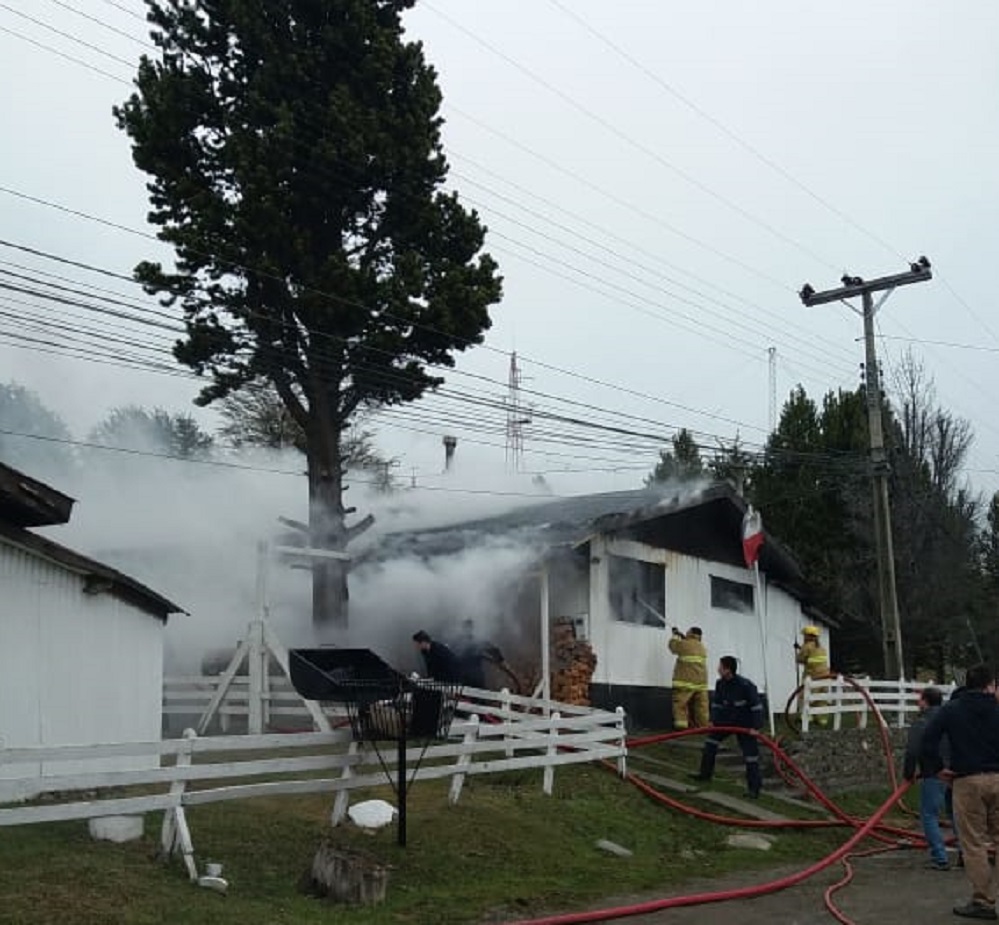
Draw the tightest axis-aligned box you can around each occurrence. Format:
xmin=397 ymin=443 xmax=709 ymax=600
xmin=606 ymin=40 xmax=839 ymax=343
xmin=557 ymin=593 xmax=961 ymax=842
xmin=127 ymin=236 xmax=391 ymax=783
xmin=505 ymin=351 xmax=530 ymax=472
xmin=767 ymin=346 xmax=777 ymax=433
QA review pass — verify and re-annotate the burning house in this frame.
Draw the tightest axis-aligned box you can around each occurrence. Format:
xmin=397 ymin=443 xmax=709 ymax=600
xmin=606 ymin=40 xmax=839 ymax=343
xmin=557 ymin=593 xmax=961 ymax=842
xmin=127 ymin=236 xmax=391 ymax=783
xmin=375 ymin=483 xmax=831 ymax=728
xmin=0 ymin=461 xmax=182 ymax=800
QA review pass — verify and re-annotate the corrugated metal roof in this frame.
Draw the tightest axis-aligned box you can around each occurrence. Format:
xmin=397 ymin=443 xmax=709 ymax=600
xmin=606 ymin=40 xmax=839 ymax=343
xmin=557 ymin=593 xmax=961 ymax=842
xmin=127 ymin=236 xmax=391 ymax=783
xmin=371 ymin=482 xmax=821 ymax=610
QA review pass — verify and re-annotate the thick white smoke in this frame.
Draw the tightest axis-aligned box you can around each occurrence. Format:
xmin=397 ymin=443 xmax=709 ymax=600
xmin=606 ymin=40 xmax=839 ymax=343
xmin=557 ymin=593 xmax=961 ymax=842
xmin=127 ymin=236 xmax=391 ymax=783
xmin=43 ymin=442 xmax=553 ymax=674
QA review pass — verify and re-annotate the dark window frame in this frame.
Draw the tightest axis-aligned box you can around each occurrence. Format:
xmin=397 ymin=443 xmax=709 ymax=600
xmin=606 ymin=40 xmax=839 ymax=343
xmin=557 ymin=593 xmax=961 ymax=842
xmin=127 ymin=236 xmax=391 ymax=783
xmin=710 ymin=575 xmax=755 ymax=612
xmin=608 ymin=554 xmax=666 ymax=627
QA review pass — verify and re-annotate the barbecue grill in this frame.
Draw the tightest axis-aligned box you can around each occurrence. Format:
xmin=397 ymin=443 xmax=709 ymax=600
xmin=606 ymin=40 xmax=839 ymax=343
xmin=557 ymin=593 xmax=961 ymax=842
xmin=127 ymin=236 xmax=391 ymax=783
xmin=288 ymin=647 xmax=462 ymax=846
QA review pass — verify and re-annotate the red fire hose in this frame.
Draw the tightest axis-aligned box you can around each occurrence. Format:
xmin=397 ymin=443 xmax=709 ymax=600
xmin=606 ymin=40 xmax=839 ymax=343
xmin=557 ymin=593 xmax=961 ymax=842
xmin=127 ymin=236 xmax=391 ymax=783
xmin=504 ymin=713 xmax=928 ymax=925
xmin=503 ymin=778 xmax=912 ymax=925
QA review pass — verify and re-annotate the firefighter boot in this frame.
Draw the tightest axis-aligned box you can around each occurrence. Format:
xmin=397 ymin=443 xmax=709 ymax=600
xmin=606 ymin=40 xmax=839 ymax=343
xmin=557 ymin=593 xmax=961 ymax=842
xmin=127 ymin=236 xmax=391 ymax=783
xmin=744 ymin=757 xmax=762 ymax=799
xmin=690 ymin=741 xmax=718 ymax=783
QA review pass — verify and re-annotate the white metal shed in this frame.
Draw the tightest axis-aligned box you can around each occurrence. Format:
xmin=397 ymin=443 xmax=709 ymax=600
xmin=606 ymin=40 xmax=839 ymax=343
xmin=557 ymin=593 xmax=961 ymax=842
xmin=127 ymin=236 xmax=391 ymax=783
xmin=0 ymin=462 xmax=182 ymax=801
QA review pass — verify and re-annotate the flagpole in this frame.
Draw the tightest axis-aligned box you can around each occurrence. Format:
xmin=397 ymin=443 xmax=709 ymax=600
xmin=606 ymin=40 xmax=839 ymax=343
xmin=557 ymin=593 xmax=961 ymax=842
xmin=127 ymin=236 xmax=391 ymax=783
xmin=753 ymin=559 xmax=776 ymax=737
xmin=743 ymin=505 xmax=775 ymax=736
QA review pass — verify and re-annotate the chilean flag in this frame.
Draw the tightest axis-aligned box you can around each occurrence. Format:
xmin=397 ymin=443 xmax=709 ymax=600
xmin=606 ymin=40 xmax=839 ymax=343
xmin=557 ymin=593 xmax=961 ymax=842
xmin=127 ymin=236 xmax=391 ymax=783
xmin=742 ymin=506 xmax=765 ymax=569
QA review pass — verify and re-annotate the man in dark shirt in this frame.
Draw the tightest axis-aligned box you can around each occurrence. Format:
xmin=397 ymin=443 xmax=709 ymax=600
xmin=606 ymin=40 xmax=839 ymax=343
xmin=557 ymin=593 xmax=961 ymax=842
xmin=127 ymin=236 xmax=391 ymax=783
xmin=922 ymin=665 xmax=999 ymax=920
xmin=412 ymin=630 xmax=462 ymax=683
xmin=690 ymin=655 xmax=766 ymax=799
xmin=454 ymin=619 xmax=507 ymax=689
xmin=903 ymin=686 xmax=950 ymax=870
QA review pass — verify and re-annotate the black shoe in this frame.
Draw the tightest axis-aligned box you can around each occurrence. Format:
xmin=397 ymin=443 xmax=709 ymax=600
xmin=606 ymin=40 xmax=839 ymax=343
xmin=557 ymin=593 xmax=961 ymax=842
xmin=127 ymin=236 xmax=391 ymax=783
xmin=957 ymin=853 xmax=966 ymax=868
xmin=953 ymin=901 xmax=998 ymax=920
xmin=924 ymin=860 xmax=950 ymax=871
xmin=744 ymin=791 xmax=761 ymax=800
xmin=688 ymin=773 xmax=711 ymax=783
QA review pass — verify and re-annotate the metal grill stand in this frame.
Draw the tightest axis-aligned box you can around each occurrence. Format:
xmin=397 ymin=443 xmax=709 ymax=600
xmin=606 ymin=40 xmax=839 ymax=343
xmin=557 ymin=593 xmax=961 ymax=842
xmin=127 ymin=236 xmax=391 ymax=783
xmin=288 ymin=649 xmax=462 ymax=847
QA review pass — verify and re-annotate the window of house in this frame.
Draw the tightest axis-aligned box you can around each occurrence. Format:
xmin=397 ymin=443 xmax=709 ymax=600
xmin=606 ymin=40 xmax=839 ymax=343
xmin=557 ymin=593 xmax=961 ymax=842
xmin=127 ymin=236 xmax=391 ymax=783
xmin=710 ymin=575 xmax=755 ymax=613
xmin=608 ymin=555 xmax=665 ymax=627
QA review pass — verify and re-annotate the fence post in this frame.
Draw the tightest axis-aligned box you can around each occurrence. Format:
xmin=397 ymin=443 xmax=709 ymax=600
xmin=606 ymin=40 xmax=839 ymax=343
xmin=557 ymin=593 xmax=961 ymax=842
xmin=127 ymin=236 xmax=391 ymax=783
xmin=160 ymin=727 xmax=198 ymax=881
xmin=543 ymin=711 xmax=560 ymax=796
xmin=801 ymin=675 xmax=811 ymax=733
xmin=897 ymin=678 xmax=906 ymax=729
xmin=858 ymin=678 xmax=869 ymax=730
xmin=331 ymin=740 xmax=360 ymax=827
xmin=615 ymin=706 xmax=627 ymax=779
xmin=833 ymin=675 xmax=844 ymax=732
xmin=449 ymin=715 xmax=480 ymax=806
xmin=500 ymin=688 xmax=513 ymax=758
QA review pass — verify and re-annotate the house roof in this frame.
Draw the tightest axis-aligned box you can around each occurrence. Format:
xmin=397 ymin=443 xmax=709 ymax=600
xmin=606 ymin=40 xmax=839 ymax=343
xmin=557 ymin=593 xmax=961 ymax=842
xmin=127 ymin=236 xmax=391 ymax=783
xmin=0 ymin=522 xmax=183 ymax=621
xmin=0 ymin=461 xmax=182 ymax=620
xmin=374 ymin=482 xmax=826 ymax=614
xmin=0 ymin=460 xmax=74 ymax=527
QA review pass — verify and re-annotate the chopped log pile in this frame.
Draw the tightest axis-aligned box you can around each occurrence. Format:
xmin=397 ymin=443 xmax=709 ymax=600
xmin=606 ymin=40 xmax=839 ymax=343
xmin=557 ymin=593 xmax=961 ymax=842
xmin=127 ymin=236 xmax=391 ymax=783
xmin=550 ymin=618 xmax=597 ymax=706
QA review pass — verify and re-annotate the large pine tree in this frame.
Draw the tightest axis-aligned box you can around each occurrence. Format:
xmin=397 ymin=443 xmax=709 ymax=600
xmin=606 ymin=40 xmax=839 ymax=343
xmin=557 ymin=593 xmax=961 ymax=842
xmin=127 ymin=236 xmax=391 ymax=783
xmin=115 ymin=0 xmax=502 ymax=631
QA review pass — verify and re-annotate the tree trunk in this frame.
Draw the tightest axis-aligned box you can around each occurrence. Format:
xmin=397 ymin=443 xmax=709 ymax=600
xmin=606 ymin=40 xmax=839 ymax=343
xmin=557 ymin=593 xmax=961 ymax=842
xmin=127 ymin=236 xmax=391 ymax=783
xmin=303 ymin=839 xmax=390 ymax=905
xmin=307 ymin=404 xmax=349 ymax=632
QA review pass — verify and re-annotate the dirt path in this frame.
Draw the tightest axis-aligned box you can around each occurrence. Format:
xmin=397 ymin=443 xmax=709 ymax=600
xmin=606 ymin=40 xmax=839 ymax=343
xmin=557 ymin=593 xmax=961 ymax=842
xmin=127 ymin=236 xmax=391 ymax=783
xmin=559 ymin=852 xmax=970 ymax=924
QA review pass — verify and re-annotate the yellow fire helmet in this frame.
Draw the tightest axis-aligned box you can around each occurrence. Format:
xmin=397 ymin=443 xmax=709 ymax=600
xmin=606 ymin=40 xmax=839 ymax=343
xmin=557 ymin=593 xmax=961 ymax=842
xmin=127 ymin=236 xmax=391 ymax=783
xmin=802 ymin=625 xmax=820 ymax=639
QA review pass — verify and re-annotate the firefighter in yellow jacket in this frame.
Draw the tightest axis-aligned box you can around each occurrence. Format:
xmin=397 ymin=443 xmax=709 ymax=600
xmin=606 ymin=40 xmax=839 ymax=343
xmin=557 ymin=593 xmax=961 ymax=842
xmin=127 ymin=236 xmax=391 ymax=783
xmin=796 ymin=626 xmax=830 ymax=727
xmin=669 ymin=626 xmax=709 ymax=729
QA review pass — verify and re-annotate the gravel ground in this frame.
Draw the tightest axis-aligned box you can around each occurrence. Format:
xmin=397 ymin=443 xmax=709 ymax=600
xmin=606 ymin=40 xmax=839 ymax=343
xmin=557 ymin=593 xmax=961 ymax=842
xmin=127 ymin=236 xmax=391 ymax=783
xmin=551 ymin=850 xmax=975 ymax=925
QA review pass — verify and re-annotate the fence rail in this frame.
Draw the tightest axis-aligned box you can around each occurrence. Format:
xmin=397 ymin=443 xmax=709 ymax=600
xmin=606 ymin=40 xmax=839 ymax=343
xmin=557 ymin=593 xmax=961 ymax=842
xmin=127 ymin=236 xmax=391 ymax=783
xmin=162 ymin=675 xmax=603 ymax=732
xmin=0 ymin=692 xmax=626 ymax=883
xmin=800 ymin=675 xmax=957 ymax=731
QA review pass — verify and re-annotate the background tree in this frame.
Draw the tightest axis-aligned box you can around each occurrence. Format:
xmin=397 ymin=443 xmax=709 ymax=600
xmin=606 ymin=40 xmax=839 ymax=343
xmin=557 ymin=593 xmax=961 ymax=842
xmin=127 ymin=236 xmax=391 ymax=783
xmin=0 ymin=382 xmax=74 ymax=478
xmin=743 ymin=369 xmax=990 ymax=678
xmin=90 ymin=406 xmax=214 ymax=458
xmin=645 ymin=428 xmax=703 ymax=486
xmin=115 ymin=0 xmax=502 ymax=630
xmin=218 ymin=383 xmax=396 ymax=490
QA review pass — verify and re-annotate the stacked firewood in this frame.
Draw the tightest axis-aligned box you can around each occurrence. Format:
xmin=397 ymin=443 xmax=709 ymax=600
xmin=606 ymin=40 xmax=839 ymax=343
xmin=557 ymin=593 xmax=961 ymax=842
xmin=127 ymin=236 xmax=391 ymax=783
xmin=550 ymin=619 xmax=597 ymax=706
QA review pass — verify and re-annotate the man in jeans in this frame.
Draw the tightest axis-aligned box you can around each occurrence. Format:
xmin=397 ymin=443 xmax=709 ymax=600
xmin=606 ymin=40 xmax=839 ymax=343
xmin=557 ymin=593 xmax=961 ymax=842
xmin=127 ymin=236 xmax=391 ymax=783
xmin=904 ymin=686 xmax=950 ymax=870
xmin=923 ymin=665 xmax=999 ymax=920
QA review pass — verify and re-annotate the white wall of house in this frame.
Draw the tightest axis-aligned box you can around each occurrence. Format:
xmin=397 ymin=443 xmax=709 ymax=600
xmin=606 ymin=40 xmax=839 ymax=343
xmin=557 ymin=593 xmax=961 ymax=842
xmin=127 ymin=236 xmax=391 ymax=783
xmin=0 ymin=540 xmax=163 ymax=801
xmin=585 ymin=535 xmax=829 ymax=707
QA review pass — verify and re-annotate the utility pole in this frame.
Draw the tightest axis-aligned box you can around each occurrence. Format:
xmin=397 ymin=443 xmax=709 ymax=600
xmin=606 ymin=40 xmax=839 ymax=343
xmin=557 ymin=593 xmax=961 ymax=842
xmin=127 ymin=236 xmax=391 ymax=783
xmin=799 ymin=257 xmax=932 ymax=680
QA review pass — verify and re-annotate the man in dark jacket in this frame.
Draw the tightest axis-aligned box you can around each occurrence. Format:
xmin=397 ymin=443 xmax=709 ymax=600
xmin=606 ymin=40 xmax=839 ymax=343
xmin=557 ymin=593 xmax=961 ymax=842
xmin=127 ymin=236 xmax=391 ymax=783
xmin=454 ymin=620 xmax=507 ymax=689
xmin=922 ymin=665 xmax=999 ymax=920
xmin=904 ymin=686 xmax=950 ymax=870
xmin=690 ymin=656 xmax=765 ymax=798
xmin=412 ymin=630 xmax=462 ymax=683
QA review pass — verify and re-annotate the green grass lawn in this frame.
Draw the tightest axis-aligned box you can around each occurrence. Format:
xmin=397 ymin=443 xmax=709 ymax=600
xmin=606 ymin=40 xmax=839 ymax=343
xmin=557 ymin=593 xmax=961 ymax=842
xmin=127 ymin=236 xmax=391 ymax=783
xmin=0 ymin=761 xmax=884 ymax=925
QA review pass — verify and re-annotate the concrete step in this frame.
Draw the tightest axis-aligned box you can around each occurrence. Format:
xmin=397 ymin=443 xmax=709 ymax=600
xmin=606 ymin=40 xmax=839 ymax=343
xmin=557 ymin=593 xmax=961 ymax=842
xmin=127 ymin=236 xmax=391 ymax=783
xmin=630 ymin=769 xmax=791 ymax=823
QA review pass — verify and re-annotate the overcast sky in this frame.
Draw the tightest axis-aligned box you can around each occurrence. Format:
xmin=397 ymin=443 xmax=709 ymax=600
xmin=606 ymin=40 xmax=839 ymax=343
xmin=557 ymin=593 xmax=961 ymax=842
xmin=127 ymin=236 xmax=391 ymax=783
xmin=2 ymin=0 xmax=998 ymax=501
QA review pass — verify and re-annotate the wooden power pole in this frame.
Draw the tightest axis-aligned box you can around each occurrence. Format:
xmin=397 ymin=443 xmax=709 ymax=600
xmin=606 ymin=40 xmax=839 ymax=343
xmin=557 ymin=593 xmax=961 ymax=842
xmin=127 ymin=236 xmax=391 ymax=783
xmin=799 ymin=257 xmax=932 ymax=680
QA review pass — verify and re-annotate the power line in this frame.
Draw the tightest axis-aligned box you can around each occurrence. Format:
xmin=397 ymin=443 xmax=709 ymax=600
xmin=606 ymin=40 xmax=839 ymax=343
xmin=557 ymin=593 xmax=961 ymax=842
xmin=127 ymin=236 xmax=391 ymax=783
xmin=425 ymin=2 xmax=839 ymax=275
xmin=544 ymin=0 xmax=904 ymax=263
xmin=0 ymin=234 xmax=780 ymax=436
xmin=0 ymin=22 xmax=131 ymax=83
xmin=11 ymin=0 xmax=997 ymax=373
xmin=0 ymin=18 xmax=855 ymax=385
xmin=0 ymin=1 xmax=137 ymax=68
xmin=452 ymin=164 xmax=859 ymax=370
xmin=0 ymin=427 xmax=567 ymax=498
xmin=43 ymin=0 xmax=152 ymax=47
xmin=876 ymin=334 xmax=999 ymax=355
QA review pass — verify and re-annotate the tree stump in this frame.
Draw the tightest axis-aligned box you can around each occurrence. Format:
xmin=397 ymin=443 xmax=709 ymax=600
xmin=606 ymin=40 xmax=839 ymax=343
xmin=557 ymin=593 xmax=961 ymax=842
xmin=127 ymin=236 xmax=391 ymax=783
xmin=303 ymin=839 xmax=390 ymax=906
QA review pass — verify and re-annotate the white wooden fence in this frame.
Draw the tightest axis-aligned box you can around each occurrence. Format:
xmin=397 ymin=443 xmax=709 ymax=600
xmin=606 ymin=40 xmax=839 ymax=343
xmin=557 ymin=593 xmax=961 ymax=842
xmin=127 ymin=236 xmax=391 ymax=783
xmin=800 ymin=675 xmax=957 ymax=731
xmin=162 ymin=675 xmax=605 ymax=734
xmin=0 ymin=692 xmax=626 ymax=883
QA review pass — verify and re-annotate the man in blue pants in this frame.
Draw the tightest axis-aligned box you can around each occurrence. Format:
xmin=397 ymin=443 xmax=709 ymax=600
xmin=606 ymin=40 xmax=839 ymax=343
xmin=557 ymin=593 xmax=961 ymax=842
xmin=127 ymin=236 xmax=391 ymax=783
xmin=904 ymin=686 xmax=951 ymax=870
xmin=690 ymin=655 xmax=765 ymax=799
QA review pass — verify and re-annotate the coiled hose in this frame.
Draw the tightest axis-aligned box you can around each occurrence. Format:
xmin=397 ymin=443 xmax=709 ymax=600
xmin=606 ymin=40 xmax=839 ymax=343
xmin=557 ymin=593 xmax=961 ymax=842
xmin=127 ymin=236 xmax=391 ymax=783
xmin=504 ymin=708 xmax=928 ymax=925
